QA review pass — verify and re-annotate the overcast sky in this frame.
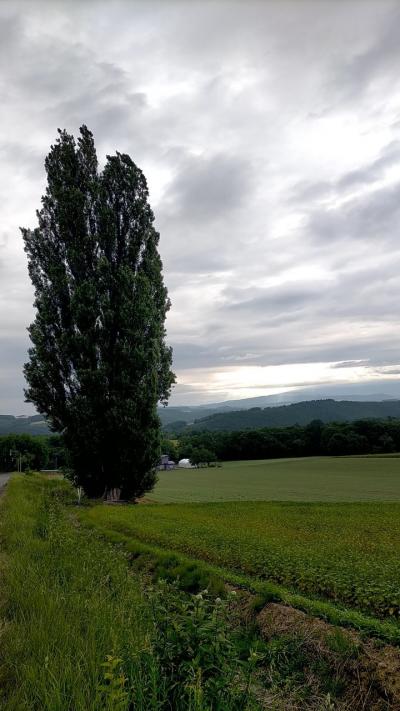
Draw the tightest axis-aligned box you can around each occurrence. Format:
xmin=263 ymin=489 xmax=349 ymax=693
xmin=1 ymin=0 xmax=400 ymax=412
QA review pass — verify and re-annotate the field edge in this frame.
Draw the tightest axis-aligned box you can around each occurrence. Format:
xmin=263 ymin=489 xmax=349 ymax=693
xmin=78 ymin=510 xmax=400 ymax=646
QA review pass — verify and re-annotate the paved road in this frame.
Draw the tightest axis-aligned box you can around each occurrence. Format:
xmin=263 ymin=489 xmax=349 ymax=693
xmin=0 ymin=473 xmax=10 ymax=492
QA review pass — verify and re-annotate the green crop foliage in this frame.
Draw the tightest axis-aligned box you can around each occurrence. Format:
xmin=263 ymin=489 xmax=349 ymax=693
xmin=83 ymin=499 xmax=400 ymax=624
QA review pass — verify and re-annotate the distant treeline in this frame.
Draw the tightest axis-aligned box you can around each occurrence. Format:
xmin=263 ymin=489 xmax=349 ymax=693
xmin=175 ymin=418 xmax=400 ymax=462
xmin=0 ymin=435 xmax=65 ymax=472
xmin=4 ymin=417 xmax=400 ymax=474
xmin=164 ymin=399 xmax=400 ymax=433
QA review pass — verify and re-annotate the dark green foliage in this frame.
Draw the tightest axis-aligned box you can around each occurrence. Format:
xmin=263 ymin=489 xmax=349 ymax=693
xmin=186 ymin=445 xmax=217 ymax=466
xmin=177 ymin=417 xmax=400 ymax=461
xmin=160 ymin=437 xmax=179 ymax=462
xmin=326 ymin=432 xmax=350 ymax=455
xmin=45 ymin=434 xmax=67 ymax=469
xmin=22 ymin=127 xmax=174 ymax=499
xmin=0 ymin=434 xmax=49 ymax=472
xmin=172 ymin=398 xmax=400 ymax=432
xmin=82 ymin=522 xmax=226 ymax=596
xmin=377 ymin=434 xmax=396 ymax=452
xmin=0 ymin=433 xmax=65 ymax=472
xmin=161 ymin=418 xmax=189 ymax=433
xmin=155 ymin=559 xmax=225 ymax=596
xmin=150 ymin=584 xmax=259 ymax=709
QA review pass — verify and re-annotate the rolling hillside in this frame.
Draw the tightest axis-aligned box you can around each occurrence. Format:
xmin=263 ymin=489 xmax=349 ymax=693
xmin=158 ymin=381 xmax=400 ymax=428
xmin=187 ymin=398 xmax=400 ymax=431
xmin=3 ymin=396 xmax=400 ymax=436
xmin=0 ymin=415 xmax=51 ymax=436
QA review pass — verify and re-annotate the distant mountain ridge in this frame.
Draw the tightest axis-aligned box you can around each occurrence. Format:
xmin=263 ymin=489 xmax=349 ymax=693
xmin=0 ymin=414 xmax=50 ymax=436
xmin=186 ymin=399 xmax=400 ymax=432
xmin=3 ymin=380 xmax=400 ymax=435
xmin=159 ymin=381 xmax=400 ymax=428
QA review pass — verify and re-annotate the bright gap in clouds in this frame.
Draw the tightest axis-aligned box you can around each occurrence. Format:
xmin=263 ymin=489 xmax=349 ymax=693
xmin=174 ymin=362 xmax=400 ymax=404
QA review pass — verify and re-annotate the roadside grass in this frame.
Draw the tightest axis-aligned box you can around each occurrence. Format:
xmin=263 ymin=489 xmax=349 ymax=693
xmin=152 ymin=456 xmax=400 ymax=502
xmin=80 ymin=500 xmax=400 ymax=643
xmin=0 ymin=476 xmax=260 ymax=711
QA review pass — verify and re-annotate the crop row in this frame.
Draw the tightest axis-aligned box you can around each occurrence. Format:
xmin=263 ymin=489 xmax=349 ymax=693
xmin=83 ymin=501 xmax=400 ymax=620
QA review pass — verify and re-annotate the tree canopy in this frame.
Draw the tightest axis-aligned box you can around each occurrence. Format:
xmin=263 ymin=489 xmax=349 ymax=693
xmin=177 ymin=418 xmax=400 ymax=461
xmin=22 ymin=126 xmax=174 ymax=499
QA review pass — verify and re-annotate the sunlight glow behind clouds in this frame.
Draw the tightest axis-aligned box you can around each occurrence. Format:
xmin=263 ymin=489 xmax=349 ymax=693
xmin=176 ymin=361 xmax=400 ymax=404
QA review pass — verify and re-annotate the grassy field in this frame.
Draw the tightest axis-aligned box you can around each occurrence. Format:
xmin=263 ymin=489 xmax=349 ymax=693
xmin=152 ymin=456 xmax=400 ymax=502
xmin=0 ymin=476 xmax=259 ymax=710
xmin=83 ymin=498 xmax=400 ymax=622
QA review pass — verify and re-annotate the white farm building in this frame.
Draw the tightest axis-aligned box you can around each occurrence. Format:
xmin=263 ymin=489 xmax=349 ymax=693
xmin=178 ymin=458 xmax=194 ymax=468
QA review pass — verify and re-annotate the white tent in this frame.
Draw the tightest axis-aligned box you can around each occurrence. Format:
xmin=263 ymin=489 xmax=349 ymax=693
xmin=178 ymin=458 xmax=193 ymax=468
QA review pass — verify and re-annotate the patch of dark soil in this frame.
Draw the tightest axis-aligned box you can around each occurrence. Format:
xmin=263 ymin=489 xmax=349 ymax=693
xmin=257 ymin=603 xmax=399 ymax=710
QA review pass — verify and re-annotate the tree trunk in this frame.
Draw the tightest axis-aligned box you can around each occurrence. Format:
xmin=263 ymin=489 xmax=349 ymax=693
xmin=104 ymin=487 xmax=121 ymax=502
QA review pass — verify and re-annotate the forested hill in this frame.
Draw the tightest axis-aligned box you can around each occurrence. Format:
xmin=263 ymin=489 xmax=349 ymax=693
xmin=187 ymin=399 xmax=400 ymax=432
xmin=4 ymin=399 xmax=400 ymax=436
xmin=0 ymin=415 xmax=50 ymax=436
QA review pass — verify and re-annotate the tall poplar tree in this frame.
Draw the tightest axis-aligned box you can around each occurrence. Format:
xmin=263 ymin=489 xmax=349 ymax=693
xmin=22 ymin=126 xmax=175 ymax=499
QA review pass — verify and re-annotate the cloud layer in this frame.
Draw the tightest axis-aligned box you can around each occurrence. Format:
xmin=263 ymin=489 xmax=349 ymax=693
xmin=1 ymin=0 xmax=400 ymax=411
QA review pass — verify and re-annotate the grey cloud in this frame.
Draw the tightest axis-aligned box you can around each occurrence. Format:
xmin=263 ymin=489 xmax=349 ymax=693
xmin=0 ymin=371 xmax=30 ymax=413
xmin=336 ymin=140 xmax=400 ymax=190
xmin=0 ymin=12 xmax=21 ymax=58
xmin=375 ymin=367 xmax=400 ymax=375
xmin=175 ymin=258 xmax=400 ymax=373
xmin=169 ymin=334 xmax=400 ymax=372
xmin=163 ymin=250 xmax=232 ymax=276
xmin=0 ymin=10 xmax=151 ymax=162
xmin=290 ymin=139 xmax=400 ymax=207
xmin=0 ymin=335 xmax=31 ymax=413
xmin=171 ymin=343 xmax=231 ymax=370
xmin=222 ymin=261 xmax=400 ymax=329
xmin=290 ymin=180 xmax=333 ymax=204
xmin=332 ymin=360 xmax=370 ymax=369
xmin=164 ymin=153 xmax=254 ymax=221
xmin=308 ymin=181 xmax=400 ymax=246
xmin=0 ymin=143 xmax=44 ymax=181
xmin=225 ymin=286 xmax=320 ymax=315
xmin=328 ymin=3 xmax=400 ymax=101
xmin=337 ymin=168 xmax=381 ymax=191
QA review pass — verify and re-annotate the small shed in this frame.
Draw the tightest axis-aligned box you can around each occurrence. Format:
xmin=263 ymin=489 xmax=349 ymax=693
xmin=159 ymin=455 xmax=176 ymax=470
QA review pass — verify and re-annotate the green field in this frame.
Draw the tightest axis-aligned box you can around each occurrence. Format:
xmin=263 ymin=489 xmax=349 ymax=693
xmin=84 ymin=497 xmax=400 ymax=621
xmin=152 ymin=456 xmax=400 ymax=502
xmin=81 ymin=456 xmax=400 ymax=634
